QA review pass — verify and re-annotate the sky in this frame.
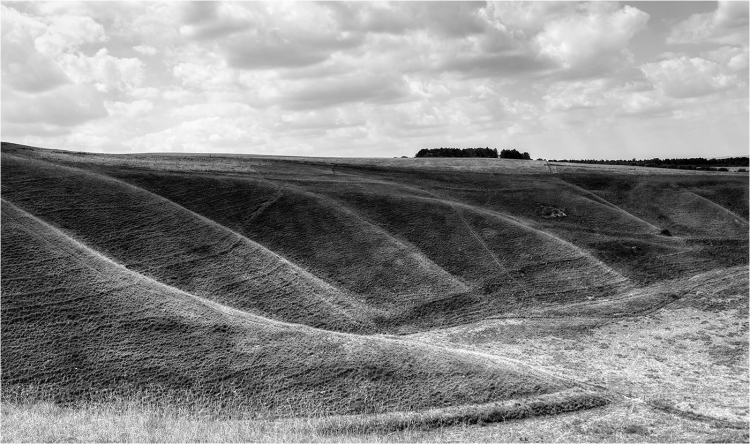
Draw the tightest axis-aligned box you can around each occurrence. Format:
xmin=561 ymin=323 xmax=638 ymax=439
xmin=1 ymin=1 xmax=748 ymax=159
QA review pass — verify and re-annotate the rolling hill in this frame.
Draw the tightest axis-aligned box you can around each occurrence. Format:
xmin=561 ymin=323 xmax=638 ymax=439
xmin=2 ymin=141 xmax=747 ymax=422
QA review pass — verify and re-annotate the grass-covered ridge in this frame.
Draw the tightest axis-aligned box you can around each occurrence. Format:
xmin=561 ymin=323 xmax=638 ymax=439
xmin=2 ymin=199 xmax=574 ymax=415
xmin=2 ymin=142 xmax=747 ymax=433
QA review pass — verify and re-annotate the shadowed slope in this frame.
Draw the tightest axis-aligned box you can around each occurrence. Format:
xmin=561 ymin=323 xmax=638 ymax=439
xmin=558 ymin=174 xmax=749 ymax=239
xmin=3 ymin=144 xmax=746 ymax=329
xmin=1 ymin=154 xmax=372 ymax=332
xmin=88 ymin=167 xmax=634 ymax=328
xmin=332 ymin=167 xmax=746 ymax=287
xmin=1 ymin=200 xmax=571 ymax=415
xmin=90 ymin=170 xmax=470 ymax=311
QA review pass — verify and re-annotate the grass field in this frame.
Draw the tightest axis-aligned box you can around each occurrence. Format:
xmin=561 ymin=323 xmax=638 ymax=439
xmin=1 ymin=142 xmax=747 ymax=442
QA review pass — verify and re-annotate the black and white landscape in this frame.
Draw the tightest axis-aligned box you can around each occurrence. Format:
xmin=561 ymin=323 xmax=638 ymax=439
xmin=1 ymin=1 xmax=748 ymax=442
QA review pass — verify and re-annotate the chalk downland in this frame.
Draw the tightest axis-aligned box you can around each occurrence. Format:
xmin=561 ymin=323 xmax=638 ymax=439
xmin=2 ymin=143 xmax=746 ymax=427
xmin=2 ymin=200 xmax=584 ymax=416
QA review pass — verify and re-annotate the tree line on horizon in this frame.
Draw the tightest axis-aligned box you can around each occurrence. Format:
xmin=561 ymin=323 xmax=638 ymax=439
xmin=547 ymin=156 xmax=749 ymax=171
xmin=414 ymin=148 xmax=532 ymax=159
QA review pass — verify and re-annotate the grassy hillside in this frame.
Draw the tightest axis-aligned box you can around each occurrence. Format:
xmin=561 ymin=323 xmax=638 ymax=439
xmin=1 ymin=154 xmax=373 ymax=332
xmin=2 ymin=142 xmax=747 ymax=428
xmin=2 ymin=199 xmax=577 ymax=415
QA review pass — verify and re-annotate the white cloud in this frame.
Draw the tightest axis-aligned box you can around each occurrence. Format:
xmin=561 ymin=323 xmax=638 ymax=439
xmin=34 ymin=14 xmax=107 ymax=55
xmin=124 ymin=116 xmax=260 ymax=153
xmin=162 ymin=88 xmax=197 ymax=103
xmin=129 ymin=87 xmax=161 ymax=100
xmin=172 ymin=62 xmax=237 ymax=91
xmin=2 ymin=1 xmax=746 ymax=160
xmin=641 ymin=56 xmax=742 ymax=98
xmin=133 ymin=45 xmax=158 ymax=56
xmin=619 ymin=91 xmax=669 ymax=116
xmin=486 ymin=1 xmax=576 ymax=37
xmin=707 ymin=46 xmax=749 ymax=72
xmin=668 ymin=1 xmax=749 ymax=45
xmin=543 ymin=80 xmax=608 ymax=112
xmin=1 ymin=6 xmax=70 ymax=93
xmin=535 ymin=3 xmax=649 ymax=75
xmin=59 ymin=48 xmax=145 ymax=94
xmin=105 ymin=100 xmax=154 ymax=118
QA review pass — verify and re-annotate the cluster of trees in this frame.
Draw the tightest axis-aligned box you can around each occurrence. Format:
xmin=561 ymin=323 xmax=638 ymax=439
xmin=499 ymin=149 xmax=531 ymax=160
xmin=548 ymin=157 xmax=749 ymax=171
xmin=415 ymin=147 xmax=498 ymax=158
xmin=414 ymin=147 xmax=535 ymax=159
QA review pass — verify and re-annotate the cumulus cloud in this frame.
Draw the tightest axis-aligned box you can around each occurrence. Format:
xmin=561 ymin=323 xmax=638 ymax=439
xmin=535 ymin=3 xmax=649 ymax=76
xmin=2 ymin=1 xmax=746 ymax=159
xmin=619 ymin=91 xmax=670 ymax=117
xmin=176 ymin=2 xmax=364 ymax=70
xmin=172 ymin=61 xmax=238 ymax=91
xmin=59 ymin=48 xmax=145 ymax=93
xmin=133 ymin=45 xmax=158 ymax=56
xmin=435 ymin=2 xmax=649 ymax=79
xmin=1 ymin=5 xmax=70 ymax=93
xmin=668 ymin=1 xmax=749 ymax=45
xmin=34 ymin=14 xmax=107 ymax=55
xmin=641 ymin=56 xmax=742 ymax=98
xmin=707 ymin=46 xmax=749 ymax=72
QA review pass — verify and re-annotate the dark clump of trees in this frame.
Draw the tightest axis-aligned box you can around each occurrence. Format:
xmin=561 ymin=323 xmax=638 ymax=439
xmin=415 ymin=147 xmax=499 ymax=158
xmin=548 ymin=156 xmax=749 ymax=171
xmin=499 ymin=149 xmax=531 ymax=160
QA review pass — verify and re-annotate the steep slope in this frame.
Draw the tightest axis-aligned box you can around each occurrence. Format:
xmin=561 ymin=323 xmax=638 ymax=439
xmin=3 ymin=144 xmax=746 ymax=331
xmin=558 ymin=174 xmax=749 ymax=239
xmin=325 ymin=166 xmax=747 ymax=286
xmin=89 ymin=166 xmax=632 ymax=327
xmin=1 ymin=154 xmax=372 ymax=332
xmin=1 ymin=200 xmax=571 ymax=415
xmin=89 ymin=170 xmax=470 ymax=311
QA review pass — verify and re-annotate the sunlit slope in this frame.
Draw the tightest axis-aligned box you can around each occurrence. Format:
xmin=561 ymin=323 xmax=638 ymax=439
xmin=1 ymin=200 xmax=569 ymax=414
xmin=1 ymin=154 xmax=373 ymax=332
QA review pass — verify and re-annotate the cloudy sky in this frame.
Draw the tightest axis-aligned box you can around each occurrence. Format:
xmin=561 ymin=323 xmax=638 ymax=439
xmin=2 ymin=1 xmax=748 ymax=159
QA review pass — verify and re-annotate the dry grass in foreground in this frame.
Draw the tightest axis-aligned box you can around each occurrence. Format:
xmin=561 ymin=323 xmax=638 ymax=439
xmin=3 ymin=395 xmax=747 ymax=443
xmin=2 ymin=388 xmax=608 ymax=443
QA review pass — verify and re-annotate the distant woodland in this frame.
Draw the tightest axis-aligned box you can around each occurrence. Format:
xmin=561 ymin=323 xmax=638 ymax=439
xmin=415 ymin=148 xmax=533 ymax=159
xmin=549 ymin=157 xmax=749 ymax=171
xmin=415 ymin=147 xmax=498 ymax=158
